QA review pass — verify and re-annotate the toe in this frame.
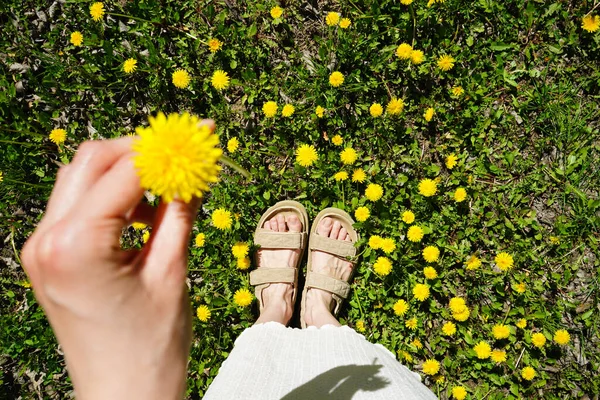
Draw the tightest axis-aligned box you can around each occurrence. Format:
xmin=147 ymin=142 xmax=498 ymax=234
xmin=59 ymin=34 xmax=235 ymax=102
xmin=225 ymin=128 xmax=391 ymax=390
xmin=287 ymin=214 xmax=302 ymax=232
xmin=345 ymin=234 xmax=351 ymax=241
xmin=330 ymin=220 xmax=341 ymax=238
xmin=263 ymin=218 xmax=272 ymax=229
xmin=318 ymin=217 xmax=333 ymax=237
xmin=270 ymin=218 xmax=279 ymax=232
xmin=277 ymin=214 xmax=287 ymax=232
xmin=338 ymin=227 xmax=347 ymax=241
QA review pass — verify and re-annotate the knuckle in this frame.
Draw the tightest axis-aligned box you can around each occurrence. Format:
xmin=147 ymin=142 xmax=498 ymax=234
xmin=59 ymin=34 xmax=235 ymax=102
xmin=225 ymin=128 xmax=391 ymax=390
xmin=37 ymin=223 xmax=79 ymax=272
xmin=74 ymin=140 xmax=102 ymax=164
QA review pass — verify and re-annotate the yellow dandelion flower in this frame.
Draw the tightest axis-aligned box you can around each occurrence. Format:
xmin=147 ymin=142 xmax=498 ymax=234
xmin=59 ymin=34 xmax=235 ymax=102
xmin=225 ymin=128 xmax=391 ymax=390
xmin=70 ymin=31 xmax=83 ymax=46
xmin=233 ymin=288 xmax=254 ymax=307
xmin=339 ymin=18 xmax=351 ymax=29
xmin=418 ymin=178 xmax=437 ymax=197
xmin=316 ymin=106 xmax=326 ymax=118
xmin=325 ymin=12 xmax=340 ymax=26
xmin=465 ymin=255 xmax=481 ymax=270
xmin=411 ymin=338 xmax=423 ymax=349
xmin=521 ymin=366 xmax=536 ymax=381
xmin=491 ymin=350 xmax=507 ymax=363
xmin=452 ymin=386 xmax=467 ymax=400
xmin=401 ymin=0 xmax=414 ymax=5
xmin=334 ymin=171 xmax=348 ymax=181
xmin=354 ymin=206 xmax=370 ymax=222
xmin=474 ymin=341 xmax=491 ymax=359
xmin=231 ymin=242 xmax=249 ymax=259
xmin=402 ymin=210 xmax=415 ymax=224
xmin=123 ymin=58 xmax=137 ymax=74
xmin=270 ymin=6 xmax=283 ymax=19
xmin=355 ymin=320 xmax=366 ymax=332
xmin=196 ymin=305 xmax=211 ymax=322
xmin=352 ymin=168 xmax=366 ymax=182
xmin=407 ymin=226 xmax=424 ymax=242
xmin=195 ymin=233 xmax=206 ymax=247
xmin=516 ymin=319 xmax=527 ymax=329
xmin=449 ymin=297 xmax=467 ymax=314
xmin=368 ymin=235 xmax=384 ymax=249
xmin=282 ymin=104 xmax=295 ymax=117
xmin=446 ymin=154 xmax=458 ymax=169
xmin=369 ymin=103 xmax=383 ymax=117
xmin=454 ymin=187 xmax=467 ymax=202
xmin=208 ymin=38 xmax=223 ymax=53
xmin=0 ymin=171 xmax=3 ymax=183
xmin=453 ymin=307 xmax=470 ymax=322
xmin=434 ymin=375 xmax=445 ymax=384
xmin=413 ymin=283 xmax=430 ymax=301
xmin=405 ymin=317 xmax=418 ymax=330
xmin=373 ymin=256 xmax=393 ymax=276
xmin=442 ymin=321 xmax=456 ymax=336
xmin=381 ymin=238 xmax=396 ymax=254
xmin=211 ymin=70 xmax=230 ymax=90
xmin=492 ymin=324 xmax=511 ymax=339
xmin=408 ymin=50 xmax=424 ymax=66
xmin=365 ymin=183 xmax=383 ymax=201
xmin=49 ymin=128 xmax=67 ymax=145
xmin=142 ymin=230 xmax=150 ymax=243
xmin=422 ymin=359 xmax=440 ymax=375
xmin=329 ymin=71 xmax=344 ymax=87
xmin=393 ymin=299 xmax=408 ymax=316
xmin=422 ymin=246 xmax=440 ymax=263
xmin=340 ymin=147 xmax=357 ymax=164
xmin=424 ymin=107 xmax=435 ymax=122
xmin=386 ymin=98 xmax=404 ymax=115
xmin=132 ymin=113 xmax=221 ymax=202
xmin=227 ymin=137 xmax=239 ymax=153
xmin=172 ymin=69 xmax=191 ymax=89
xmin=451 ymin=86 xmax=464 ymax=97
xmin=438 ymin=54 xmax=455 ymax=71
xmin=531 ymin=332 xmax=546 ymax=348
xmin=263 ymin=101 xmax=278 ymax=118
xmin=237 ymin=257 xmax=251 ymax=270
xmin=554 ymin=329 xmax=570 ymax=345
xmin=401 ymin=350 xmax=413 ymax=363
xmin=495 ymin=252 xmax=514 ymax=271
xmin=90 ymin=2 xmax=105 ymax=21
xmin=396 ymin=43 xmax=413 ymax=59
xmin=582 ymin=15 xmax=600 ymax=33
xmin=212 ymin=208 xmax=232 ymax=230
xmin=295 ymin=144 xmax=318 ymax=167
xmin=423 ymin=266 xmax=438 ymax=279
xmin=514 ymin=282 xmax=526 ymax=293
xmin=329 ymin=136 xmax=343 ymax=148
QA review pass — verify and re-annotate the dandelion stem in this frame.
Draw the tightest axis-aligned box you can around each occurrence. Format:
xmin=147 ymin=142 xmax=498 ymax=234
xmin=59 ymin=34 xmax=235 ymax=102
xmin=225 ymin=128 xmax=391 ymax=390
xmin=219 ymin=155 xmax=251 ymax=179
xmin=107 ymin=12 xmax=154 ymax=24
xmin=4 ymin=178 xmax=50 ymax=188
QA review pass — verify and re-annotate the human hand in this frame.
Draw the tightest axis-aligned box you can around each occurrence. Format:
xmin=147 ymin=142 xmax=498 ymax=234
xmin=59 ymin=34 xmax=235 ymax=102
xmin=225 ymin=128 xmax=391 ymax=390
xmin=21 ymin=123 xmax=212 ymax=399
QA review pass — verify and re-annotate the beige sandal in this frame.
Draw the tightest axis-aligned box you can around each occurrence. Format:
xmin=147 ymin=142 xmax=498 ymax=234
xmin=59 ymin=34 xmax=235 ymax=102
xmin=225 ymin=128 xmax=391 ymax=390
xmin=250 ymin=200 xmax=308 ymax=315
xmin=300 ymin=207 xmax=360 ymax=328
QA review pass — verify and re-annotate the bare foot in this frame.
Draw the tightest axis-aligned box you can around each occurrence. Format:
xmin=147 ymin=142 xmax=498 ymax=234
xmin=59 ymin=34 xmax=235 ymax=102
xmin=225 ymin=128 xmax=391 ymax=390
xmin=254 ymin=213 xmax=303 ymax=326
xmin=304 ymin=217 xmax=354 ymax=328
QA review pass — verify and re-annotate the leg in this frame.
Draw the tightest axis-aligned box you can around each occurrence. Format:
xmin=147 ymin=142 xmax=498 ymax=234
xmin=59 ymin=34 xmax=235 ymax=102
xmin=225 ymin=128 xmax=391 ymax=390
xmin=304 ymin=217 xmax=354 ymax=328
xmin=254 ymin=213 xmax=302 ymax=326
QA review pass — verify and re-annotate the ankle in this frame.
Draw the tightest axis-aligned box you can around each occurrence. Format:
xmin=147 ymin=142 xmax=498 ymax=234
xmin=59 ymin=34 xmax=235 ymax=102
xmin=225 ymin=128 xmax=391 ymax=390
xmin=304 ymin=302 xmax=335 ymax=327
xmin=261 ymin=301 xmax=293 ymax=324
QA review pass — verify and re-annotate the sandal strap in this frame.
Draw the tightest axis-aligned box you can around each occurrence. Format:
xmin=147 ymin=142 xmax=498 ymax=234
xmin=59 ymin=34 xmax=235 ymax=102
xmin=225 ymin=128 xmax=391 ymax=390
xmin=255 ymin=229 xmax=307 ymax=249
xmin=305 ymin=272 xmax=351 ymax=300
xmin=309 ymin=233 xmax=357 ymax=258
xmin=250 ymin=267 xmax=298 ymax=286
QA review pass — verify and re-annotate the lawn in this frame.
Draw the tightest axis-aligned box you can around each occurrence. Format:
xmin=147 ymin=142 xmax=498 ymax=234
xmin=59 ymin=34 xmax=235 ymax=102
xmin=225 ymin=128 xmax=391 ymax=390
xmin=1 ymin=0 xmax=599 ymax=399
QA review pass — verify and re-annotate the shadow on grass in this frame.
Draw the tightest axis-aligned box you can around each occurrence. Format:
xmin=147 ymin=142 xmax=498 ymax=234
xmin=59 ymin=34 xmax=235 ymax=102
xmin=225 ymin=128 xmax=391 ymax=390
xmin=281 ymin=363 xmax=390 ymax=399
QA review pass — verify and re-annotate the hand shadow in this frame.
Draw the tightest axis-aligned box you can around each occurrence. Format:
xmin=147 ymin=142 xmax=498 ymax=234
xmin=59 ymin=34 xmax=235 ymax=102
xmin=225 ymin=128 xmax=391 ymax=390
xmin=281 ymin=363 xmax=390 ymax=400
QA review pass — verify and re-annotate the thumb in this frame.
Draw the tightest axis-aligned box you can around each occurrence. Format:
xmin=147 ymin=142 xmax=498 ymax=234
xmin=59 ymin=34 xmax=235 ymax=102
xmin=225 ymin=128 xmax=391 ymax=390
xmin=143 ymin=197 xmax=201 ymax=287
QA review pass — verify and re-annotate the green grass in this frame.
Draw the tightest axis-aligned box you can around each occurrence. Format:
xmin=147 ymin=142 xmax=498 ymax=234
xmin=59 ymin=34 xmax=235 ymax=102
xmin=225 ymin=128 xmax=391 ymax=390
xmin=1 ymin=0 xmax=600 ymax=398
